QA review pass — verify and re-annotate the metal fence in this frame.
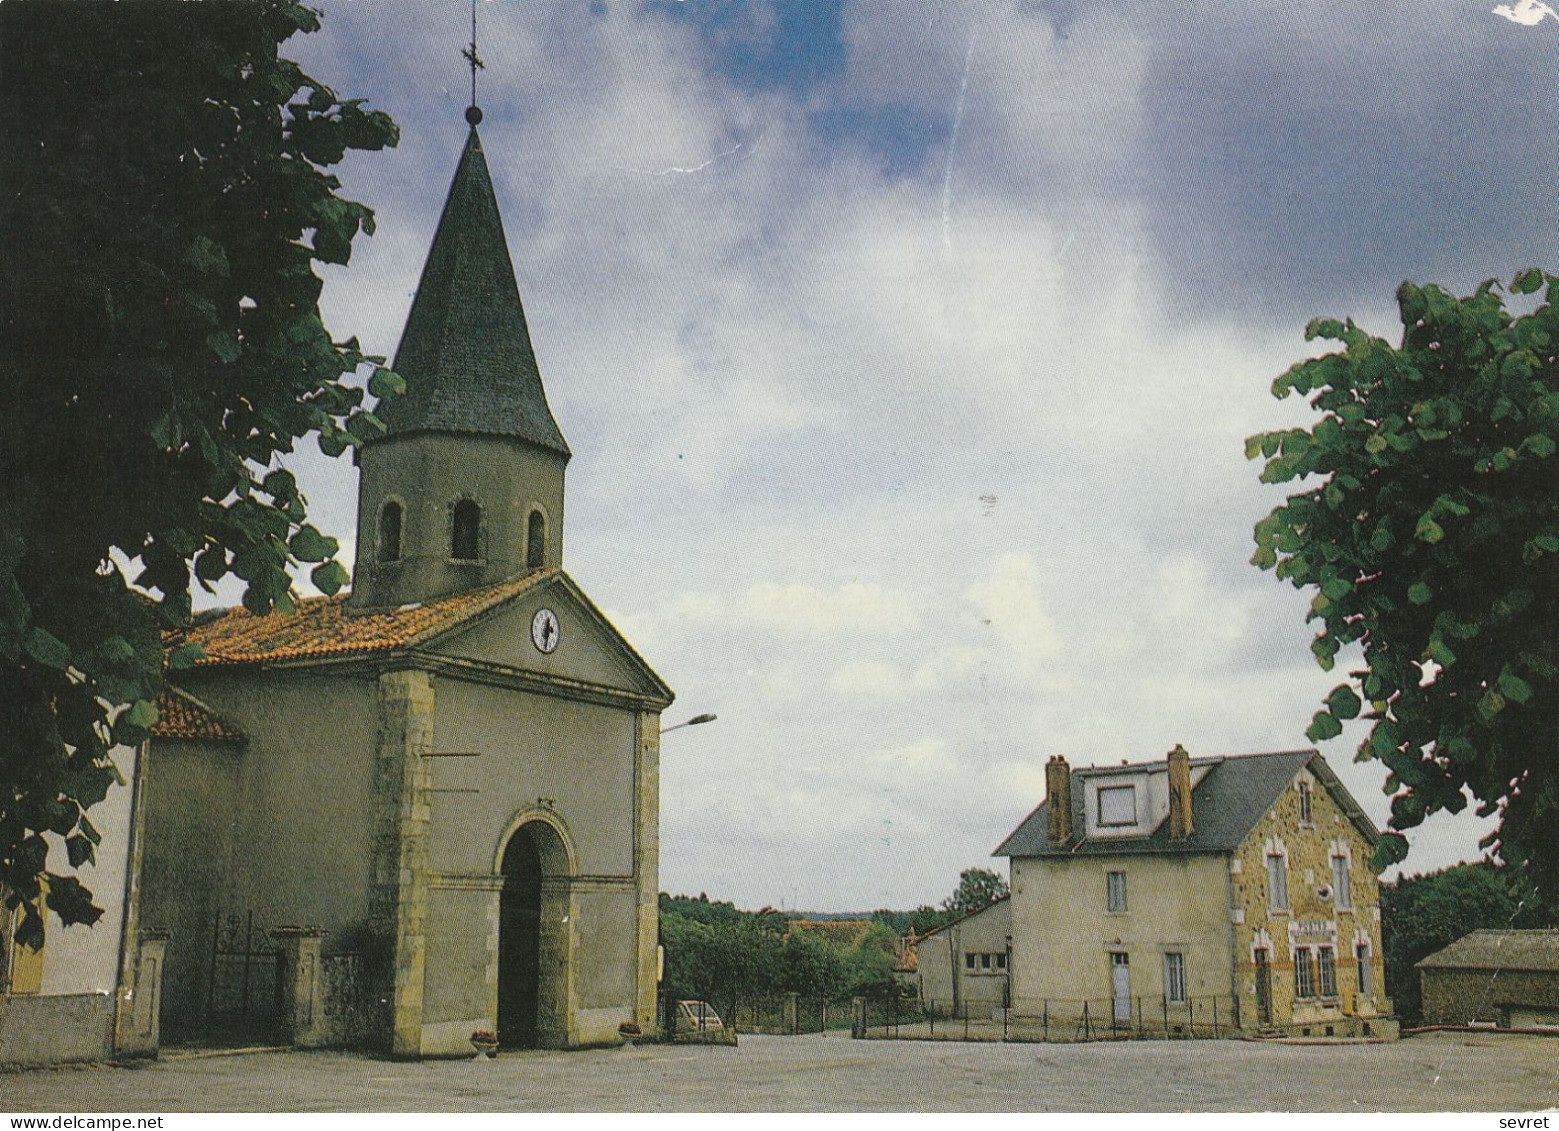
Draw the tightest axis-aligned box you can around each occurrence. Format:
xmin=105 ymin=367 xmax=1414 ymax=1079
xmin=660 ymin=989 xmax=856 ymax=1042
xmin=320 ymin=951 xmax=386 ymax=1049
xmin=732 ymin=992 xmax=852 ymax=1035
xmin=860 ymin=987 xmax=1241 ymax=1042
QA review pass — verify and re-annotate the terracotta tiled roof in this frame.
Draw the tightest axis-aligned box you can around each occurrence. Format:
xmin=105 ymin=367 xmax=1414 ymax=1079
xmin=178 ymin=569 xmax=550 ymax=666
xmin=151 ymin=687 xmax=245 ymax=743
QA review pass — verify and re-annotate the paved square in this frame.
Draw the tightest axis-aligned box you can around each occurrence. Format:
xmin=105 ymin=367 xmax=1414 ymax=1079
xmin=2 ymin=1032 xmax=1555 ymax=1112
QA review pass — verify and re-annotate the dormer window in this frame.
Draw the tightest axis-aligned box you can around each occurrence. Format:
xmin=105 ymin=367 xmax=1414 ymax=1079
xmin=451 ymin=499 xmax=482 ymax=561
xmin=378 ymin=501 xmax=403 ymax=564
xmin=1097 ymin=785 xmax=1136 ymax=827
xmin=527 ymin=509 xmax=546 ymax=569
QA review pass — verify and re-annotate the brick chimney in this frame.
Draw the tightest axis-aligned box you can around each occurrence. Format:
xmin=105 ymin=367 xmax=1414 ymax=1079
xmin=1168 ymin=744 xmax=1194 ymax=841
xmin=1046 ymin=755 xmax=1072 ymax=845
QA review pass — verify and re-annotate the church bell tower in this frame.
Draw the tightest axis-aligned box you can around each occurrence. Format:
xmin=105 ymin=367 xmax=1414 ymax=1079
xmin=349 ymin=105 xmax=570 ymax=610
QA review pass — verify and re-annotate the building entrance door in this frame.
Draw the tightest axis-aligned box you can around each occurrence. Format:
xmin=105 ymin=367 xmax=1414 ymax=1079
xmin=498 ymin=829 xmax=543 ymax=1047
xmin=1111 ymin=952 xmax=1131 ymax=1024
xmin=1254 ymin=948 xmax=1273 ymax=1026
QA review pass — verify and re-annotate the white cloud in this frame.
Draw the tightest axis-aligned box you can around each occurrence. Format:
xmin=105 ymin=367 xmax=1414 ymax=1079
xmin=745 ymin=580 xmax=920 ymax=637
xmin=252 ymin=2 xmax=1512 ymax=909
xmin=964 ymin=553 xmax=1062 ymax=676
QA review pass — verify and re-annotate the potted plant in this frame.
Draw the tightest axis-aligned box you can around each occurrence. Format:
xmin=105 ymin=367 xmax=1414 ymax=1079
xmin=469 ymin=1030 xmax=499 ymax=1059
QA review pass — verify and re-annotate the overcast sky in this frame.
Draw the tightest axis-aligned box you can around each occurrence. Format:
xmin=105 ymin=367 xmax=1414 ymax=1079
xmin=268 ymin=1 xmax=1557 ymax=911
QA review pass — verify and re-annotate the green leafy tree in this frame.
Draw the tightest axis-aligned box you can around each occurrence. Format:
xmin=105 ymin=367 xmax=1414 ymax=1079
xmin=1249 ymin=272 xmax=1558 ymax=889
xmin=909 ymin=905 xmax=952 ymax=936
xmin=870 ymin=904 xmax=951 ymax=937
xmin=0 ymin=0 xmax=398 ymax=947
xmin=941 ymin=867 xmax=1009 ymax=917
xmin=778 ymin=929 xmax=851 ymax=1000
xmin=843 ymin=921 xmax=902 ymax=995
xmin=659 ymin=910 xmax=781 ymax=1006
xmin=659 ymin=892 xmax=744 ymax=927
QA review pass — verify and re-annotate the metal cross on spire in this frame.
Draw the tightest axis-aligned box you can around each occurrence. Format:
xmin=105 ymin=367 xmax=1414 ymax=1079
xmin=461 ymin=0 xmax=485 ymax=126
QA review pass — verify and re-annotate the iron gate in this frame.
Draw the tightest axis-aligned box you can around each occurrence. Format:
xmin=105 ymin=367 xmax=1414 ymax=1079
xmin=204 ymin=911 xmax=284 ymax=1044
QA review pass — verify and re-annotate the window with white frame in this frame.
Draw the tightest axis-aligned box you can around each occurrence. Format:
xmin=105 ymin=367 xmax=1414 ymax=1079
xmin=1356 ymin=942 xmax=1371 ymax=996
xmin=1098 ymin=785 xmax=1137 ymax=827
xmin=1294 ymin=946 xmax=1314 ymax=998
xmin=1297 ymin=780 xmax=1313 ymax=825
xmin=1317 ymin=946 xmax=1337 ymax=997
xmin=1163 ymin=952 xmax=1187 ymax=1004
xmin=1331 ymin=853 xmax=1351 ymax=909
xmin=1107 ymin=870 xmax=1128 ymax=913
xmin=1267 ymin=853 xmax=1288 ymax=910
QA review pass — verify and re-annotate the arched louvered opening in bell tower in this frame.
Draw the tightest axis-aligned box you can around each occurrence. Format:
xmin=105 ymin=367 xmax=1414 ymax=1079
xmin=452 ymin=498 xmax=482 ymax=561
xmin=527 ymin=509 xmax=546 ymax=569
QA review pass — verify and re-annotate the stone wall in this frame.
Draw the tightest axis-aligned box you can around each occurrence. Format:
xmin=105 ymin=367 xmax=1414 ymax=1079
xmin=0 ymin=993 xmax=116 ymax=1067
xmin=353 ymin=433 xmax=567 ymax=609
xmin=1420 ymin=968 xmax=1559 ymax=1027
xmin=137 ymin=736 xmax=243 ymax=1034
xmin=1229 ymin=763 xmax=1386 ymax=1032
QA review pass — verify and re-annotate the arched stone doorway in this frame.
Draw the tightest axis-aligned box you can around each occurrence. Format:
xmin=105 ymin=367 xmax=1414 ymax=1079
xmin=497 ymin=819 xmax=571 ymax=1047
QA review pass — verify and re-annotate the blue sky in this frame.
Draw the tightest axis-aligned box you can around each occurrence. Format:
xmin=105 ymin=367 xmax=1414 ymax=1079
xmin=272 ymin=1 xmax=1558 ymax=910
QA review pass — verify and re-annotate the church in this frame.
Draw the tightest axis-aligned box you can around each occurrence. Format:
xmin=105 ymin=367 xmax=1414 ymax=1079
xmin=138 ymin=105 xmax=673 ymax=1057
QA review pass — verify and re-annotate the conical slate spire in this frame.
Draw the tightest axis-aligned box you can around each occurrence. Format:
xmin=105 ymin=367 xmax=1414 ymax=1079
xmin=378 ymin=126 xmax=570 ymax=457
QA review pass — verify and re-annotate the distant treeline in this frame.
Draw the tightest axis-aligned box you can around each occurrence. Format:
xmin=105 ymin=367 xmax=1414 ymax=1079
xmin=658 ymin=893 xmax=907 ymax=1006
xmin=658 ymin=868 xmax=1010 ymax=1006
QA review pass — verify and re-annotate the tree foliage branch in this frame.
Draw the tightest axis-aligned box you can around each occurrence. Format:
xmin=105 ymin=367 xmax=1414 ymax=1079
xmin=0 ymin=0 xmax=398 ymax=948
xmin=1249 ymin=273 xmax=1558 ymax=888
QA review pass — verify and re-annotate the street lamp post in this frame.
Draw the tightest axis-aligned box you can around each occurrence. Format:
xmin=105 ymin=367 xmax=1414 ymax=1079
xmin=654 ymin=709 xmax=715 ymax=1037
xmin=660 ymin=712 xmax=716 ymax=734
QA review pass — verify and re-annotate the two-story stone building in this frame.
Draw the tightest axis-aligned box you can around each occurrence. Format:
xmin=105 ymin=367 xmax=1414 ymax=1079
xmin=996 ymin=746 xmax=1395 ymax=1038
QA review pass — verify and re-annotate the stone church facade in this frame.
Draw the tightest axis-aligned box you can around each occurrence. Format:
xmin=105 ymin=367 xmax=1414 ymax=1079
xmin=139 ymin=115 xmax=672 ymax=1057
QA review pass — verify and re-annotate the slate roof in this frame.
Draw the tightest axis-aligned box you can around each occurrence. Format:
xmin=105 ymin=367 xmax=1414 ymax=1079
xmin=1417 ymin=930 xmax=1559 ymax=974
xmin=377 ymin=126 xmax=570 ymax=457
xmin=174 ymin=568 xmax=552 ymax=666
xmin=995 ymin=749 xmax=1377 ymax=858
xmin=150 ymin=686 xmax=245 ymax=743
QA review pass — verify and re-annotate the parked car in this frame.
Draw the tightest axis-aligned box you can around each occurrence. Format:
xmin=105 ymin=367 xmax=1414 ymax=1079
xmin=675 ymin=1000 xmax=725 ymax=1033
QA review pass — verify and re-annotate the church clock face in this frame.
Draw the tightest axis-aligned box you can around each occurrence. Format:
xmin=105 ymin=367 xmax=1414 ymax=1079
xmin=531 ymin=608 xmax=560 ymax=654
